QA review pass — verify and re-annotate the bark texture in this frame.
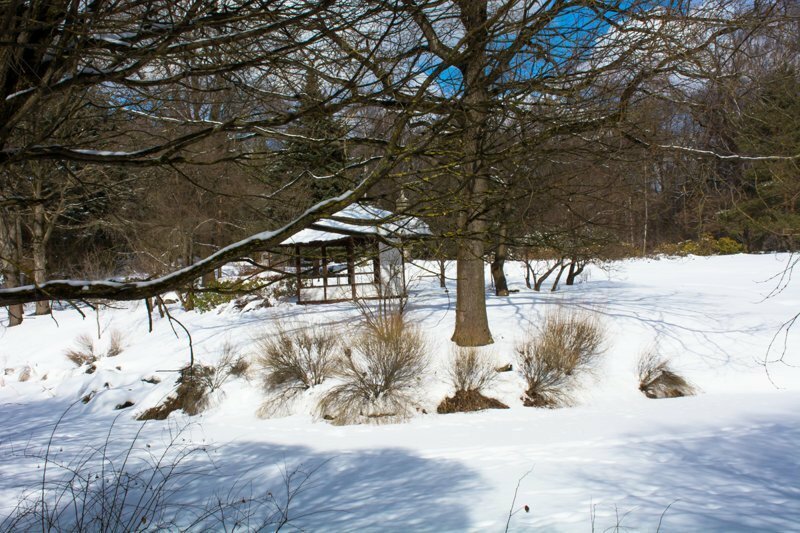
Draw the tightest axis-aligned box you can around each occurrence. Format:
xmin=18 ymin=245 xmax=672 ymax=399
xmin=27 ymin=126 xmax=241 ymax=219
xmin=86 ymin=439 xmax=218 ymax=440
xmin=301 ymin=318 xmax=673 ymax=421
xmin=451 ymin=1 xmax=493 ymax=346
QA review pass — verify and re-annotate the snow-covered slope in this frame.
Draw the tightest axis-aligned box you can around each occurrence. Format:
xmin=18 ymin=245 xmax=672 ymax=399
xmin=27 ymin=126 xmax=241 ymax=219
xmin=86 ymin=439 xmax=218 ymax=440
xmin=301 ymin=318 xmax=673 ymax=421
xmin=1 ymin=254 xmax=798 ymax=531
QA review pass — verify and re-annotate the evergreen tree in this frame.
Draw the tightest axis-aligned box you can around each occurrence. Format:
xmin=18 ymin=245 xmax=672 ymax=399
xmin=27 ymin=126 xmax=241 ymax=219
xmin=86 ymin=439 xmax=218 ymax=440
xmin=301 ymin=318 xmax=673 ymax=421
xmin=722 ymin=64 xmax=800 ymax=251
xmin=274 ymin=72 xmax=350 ymax=207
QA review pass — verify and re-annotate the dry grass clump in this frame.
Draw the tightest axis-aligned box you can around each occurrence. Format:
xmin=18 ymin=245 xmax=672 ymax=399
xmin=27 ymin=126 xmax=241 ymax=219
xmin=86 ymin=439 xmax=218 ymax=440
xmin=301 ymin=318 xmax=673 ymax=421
xmin=517 ymin=309 xmax=605 ymax=408
xmin=637 ymin=348 xmax=696 ymax=399
xmin=226 ymin=354 xmax=251 ymax=378
xmin=449 ymin=347 xmax=498 ymax=392
xmin=210 ymin=341 xmax=249 ymax=385
xmin=65 ymin=334 xmax=97 ymax=367
xmin=355 ymin=294 xmax=407 ymax=335
xmin=317 ymin=314 xmax=428 ymax=425
xmin=139 ymin=343 xmax=244 ymax=420
xmin=106 ymin=330 xmax=125 ymax=357
xmin=138 ymin=364 xmax=214 ymax=419
xmin=437 ymin=347 xmax=508 ymax=414
xmin=65 ymin=331 xmax=125 ymax=371
xmin=138 ymin=364 xmax=216 ymax=420
xmin=18 ymin=366 xmax=32 ymax=382
xmin=257 ymin=325 xmax=338 ymax=391
xmin=534 ymin=310 xmax=604 ymax=375
xmin=437 ymin=390 xmax=508 ymax=414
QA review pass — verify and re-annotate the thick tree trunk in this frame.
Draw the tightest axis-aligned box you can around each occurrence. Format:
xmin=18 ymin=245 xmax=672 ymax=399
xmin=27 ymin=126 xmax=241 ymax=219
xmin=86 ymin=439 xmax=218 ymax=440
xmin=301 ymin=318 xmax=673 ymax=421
xmin=452 ymin=231 xmax=492 ymax=346
xmin=451 ymin=1 xmax=493 ymax=347
xmin=32 ymin=203 xmax=51 ymax=315
xmin=490 ymin=222 xmax=509 ymax=296
xmin=451 ymin=149 xmax=493 ymax=345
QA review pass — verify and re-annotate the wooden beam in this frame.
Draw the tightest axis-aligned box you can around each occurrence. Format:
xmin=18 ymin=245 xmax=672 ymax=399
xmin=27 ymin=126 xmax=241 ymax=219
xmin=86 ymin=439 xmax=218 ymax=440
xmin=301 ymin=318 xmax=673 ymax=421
xmin=373 ymin=239 xmax=381 ymax=285
xmin=322 ymin=244 xmax=328 ymax=302
xmin=347 ymin=237 xmax=356 ymax=300
xmin=295 ymin=244 xmax=302 ymax=303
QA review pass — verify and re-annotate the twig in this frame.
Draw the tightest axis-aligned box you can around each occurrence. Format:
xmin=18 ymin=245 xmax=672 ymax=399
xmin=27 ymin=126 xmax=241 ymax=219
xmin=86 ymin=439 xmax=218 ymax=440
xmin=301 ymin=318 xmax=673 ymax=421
xmin=159 ymin=297 xmax=195 ymax=368
xmin=656 ymin=500 xmax=678 ymax=532
xmin=505 ymin=467 xmax=533 ymax=533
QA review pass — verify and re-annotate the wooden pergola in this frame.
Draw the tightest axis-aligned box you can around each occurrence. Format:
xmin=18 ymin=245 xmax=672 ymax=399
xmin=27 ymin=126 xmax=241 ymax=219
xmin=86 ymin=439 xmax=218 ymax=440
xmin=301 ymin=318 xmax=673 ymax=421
xmin=275 ymin=204 xmax=424 ymax=305
xmin=285 ymin=235 xmax=401 ymax=304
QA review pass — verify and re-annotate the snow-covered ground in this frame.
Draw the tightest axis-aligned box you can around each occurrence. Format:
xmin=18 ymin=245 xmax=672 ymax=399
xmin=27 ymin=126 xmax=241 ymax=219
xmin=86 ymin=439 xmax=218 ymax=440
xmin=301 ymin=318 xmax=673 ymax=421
xmin=1 ymin=254 xmax=799 ymax=531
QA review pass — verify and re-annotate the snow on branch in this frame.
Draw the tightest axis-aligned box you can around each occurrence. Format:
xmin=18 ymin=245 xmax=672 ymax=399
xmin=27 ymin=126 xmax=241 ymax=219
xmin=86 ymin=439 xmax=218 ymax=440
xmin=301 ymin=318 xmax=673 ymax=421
xmin=651 ymin=144 xmax=800 ymax=162
xmin=0 ymin=186 xmax=366 ymax=306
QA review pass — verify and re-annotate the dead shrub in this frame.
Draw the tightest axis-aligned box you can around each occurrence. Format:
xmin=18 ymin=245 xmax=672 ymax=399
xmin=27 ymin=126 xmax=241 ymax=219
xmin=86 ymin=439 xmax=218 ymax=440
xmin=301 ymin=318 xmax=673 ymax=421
xmin=534 ymin=310 xmax=604 ymax=375
xmin=437 ymin=347 xmax=508 ymax=414
xmin=257 ymin=325 xmax=337 ymax=391
xmin=138 ymin=342 xmax=243 ymax=420
xmin=227 ymin=355 xmax=251 ymax=378
xmin=210 ymin=341 xmax=248 ymax=387
xmin=449 ymin=347 xmax=497 ymax=392
xmin=65 ymin=334 xmax=97 ymax=367
xmin=65 ymin=330 xmax=125 ymax=367
xmin=18 ymin=366 xmax=32 ymax=382
xmin=106 ymin=330 xmax=125 ymax=357
xmin=138 ymin=364 xmax=216 ymax=420
xmin=637 ymin=348 xmax=696 ymax=399
xmin=517 ymin=309 xmax=605 ymax=408
xmin=516 ymin=346 xmax=572 ymax=407
xmin=256 ymin=326 xmax=337 ymax=418
xmin=355 ymin=294 xmax=407 ymax=339
xmin=317 ymin=315 xmax=428 ymax=425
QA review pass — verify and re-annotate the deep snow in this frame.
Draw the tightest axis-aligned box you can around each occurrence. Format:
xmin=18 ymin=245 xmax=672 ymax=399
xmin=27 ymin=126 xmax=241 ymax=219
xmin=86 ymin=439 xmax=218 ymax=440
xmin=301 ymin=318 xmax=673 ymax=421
xmin=1 ymin=254 xmax=799 ymax=531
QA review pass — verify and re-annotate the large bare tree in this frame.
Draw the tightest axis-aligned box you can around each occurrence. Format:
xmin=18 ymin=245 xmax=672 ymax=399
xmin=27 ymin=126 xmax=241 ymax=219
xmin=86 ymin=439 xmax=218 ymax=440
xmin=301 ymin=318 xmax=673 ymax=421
xmin=0 ymin=0 xmax=794 ymax=345
xmin=0 ymin=0 xmax=446 ymax=310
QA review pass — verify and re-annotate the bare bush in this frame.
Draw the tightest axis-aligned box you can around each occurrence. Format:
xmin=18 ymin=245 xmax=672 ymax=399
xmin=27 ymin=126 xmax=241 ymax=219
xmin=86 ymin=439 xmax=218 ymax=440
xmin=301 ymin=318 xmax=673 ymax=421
xmin=516 ymin=345 xmax=573 ymax=408
xmin=355 ymin=295 xmax=407 ymax=341
xmin=516 ymin=309 xmax=605 ymax=408
xmin=140 ymin=343 xmax=246 ymax=420
xmin=256 ymin=326 xmax=338 ymax=418
xmin=207 ymin=342 xmax=249 ymax=388
xmin=637 ymin=348 xmax=696 ymax=399
xmin=449 ymin=347 xmax=498 ymax=392
xmin=318 ymin=316 xmax=428 ymax=425
xmin=138 ymin=364 xmax=216 ymax=420
xmin=257 ymin=325 xmax=338 ymax=392
xmin=438 ymin=347 xmax=508 ymax=413
xmin=227 ymin=355 xmax=251 ymax=378
xmin=534 ymin=310 xmax=604 ymax=375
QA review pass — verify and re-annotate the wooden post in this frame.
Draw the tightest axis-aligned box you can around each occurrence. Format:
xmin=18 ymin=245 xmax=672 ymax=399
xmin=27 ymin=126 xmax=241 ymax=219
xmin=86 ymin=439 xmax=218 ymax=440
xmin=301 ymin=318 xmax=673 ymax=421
xmin=373 ymin=239 xmax=381 ymax=286
xmin=347 ymin=237 xmax=356 ymax=300
xmin=400 ymin=248 xmax=407 ymax=297
xmin=295 ymin=244 xmax=302 ymax=303
xmin=322 ymin=244 xmax=328 ymax=302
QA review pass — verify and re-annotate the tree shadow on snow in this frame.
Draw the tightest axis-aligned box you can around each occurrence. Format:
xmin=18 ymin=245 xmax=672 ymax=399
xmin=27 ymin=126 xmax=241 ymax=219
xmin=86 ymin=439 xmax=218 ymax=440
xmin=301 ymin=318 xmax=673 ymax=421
xmin=552 ymin=418 xmax=800 ymax=532
xmin=0 ymin=400 xmax=482 ymax=532
xmin=180 ymin=441 xmax=482 ymax=532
